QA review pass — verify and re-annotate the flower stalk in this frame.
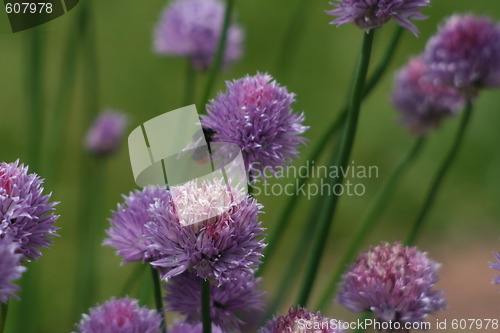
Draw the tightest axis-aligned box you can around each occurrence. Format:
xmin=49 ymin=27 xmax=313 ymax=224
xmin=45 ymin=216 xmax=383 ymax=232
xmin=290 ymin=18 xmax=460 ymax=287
xmin=260 ymin=26 xmax=403 ymax=275
xmin=317 ymin=136 xmax=426 ymax=311
xmin=406 ymin=100 xmax=474 ymax=245
xmin=296 ymin=30 xmax=375 ymax=307
xmin=0 ymin=302 xmax=8 ymax=333
xmin=202 ymin=279 xmax=212 ymax=333
xmin=200 ymin=0 xmax=236 ymax=109
xmin=150 ymin=267 xmax=166 ymax=333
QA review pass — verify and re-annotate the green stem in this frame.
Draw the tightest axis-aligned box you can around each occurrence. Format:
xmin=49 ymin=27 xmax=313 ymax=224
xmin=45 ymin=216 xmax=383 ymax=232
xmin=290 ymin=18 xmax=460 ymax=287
xmin=406 ymin=100 xmax=474 ymax=245
xmin=17 ymin=27 xmax=45 ymax=333
xmin=317 ymin=136 xmax=426 ymax=311
xmin=73 ymin=159 xmax=106 ymax=319
xmin=261 ymin=145 xmax=340 ymax=324
xmin=184 ymin=59 xmax=196 ymax=106
xmin=120 ymin=263 xmax=147 ymax=297
xmin=200 ymin=0 xmax=235 ymax=109
xmin=354 ymin=312 xmax=372 ymax=333
xmin=296 ymin=31 xmax=375 ymax=307
xmin=275 ymin=0 xmax=313 ymax=78
xmin=260 ymin=26 xmax=403 ymax=274
xmin=258 ymin=112 xmax=345 ymax=276
xmin=363 ymin=26 xmax=403 ymax=94
xmin=202 ymin=279 xmax=212 ymax=333
xmin=41 ymin=12 xmax=82 ymax=180
xmin=26 ymin=28 xmax=43 ymax=172
xmin=0 ymin=302 xmax=8 ymax=333
xmin=73 ymin=0 xmax=102 ymax=322
xmin=150 ymin=267 xmax=166 ymax=332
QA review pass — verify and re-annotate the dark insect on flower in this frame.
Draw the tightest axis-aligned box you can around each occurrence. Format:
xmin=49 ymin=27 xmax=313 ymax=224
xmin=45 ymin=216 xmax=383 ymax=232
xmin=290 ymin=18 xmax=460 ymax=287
xmin=201 ymin=73 xmax=308 ymax=181
xmin=189 ymin=127 xmax=218 ymax=164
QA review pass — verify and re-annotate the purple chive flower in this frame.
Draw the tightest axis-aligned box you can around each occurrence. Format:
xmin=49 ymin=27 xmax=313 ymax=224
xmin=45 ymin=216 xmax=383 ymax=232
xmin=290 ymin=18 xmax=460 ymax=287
xmin=104 ymin=186 xmax=170 ymax=264
xmin=201 ymin=73 xmax=308 ymax=180
xmin=337 ymin=242 xmax=446 ymax=324
xmin=392 ymin=57 xmax=465 ymax=135
xmin=165 ymin=271 xmax=263 ymax=331
xmin=0 ymin=236 xmax=26 ymax=303
xmin=0 ymin=160 xmax=59 ymax=261
xmin=76 ymin=297 xmax=162 ymax=333
xmin=490 ymin=252 xmax=500 ymax=285
xmin=85 ymin=110 xmax=127 ymax=156
xmin=169 ymin=320 xmax=224 ymax=333
xmin=424 ymin=15 xmax=500 ymax=94
xmin=326 ymin=0 xmax=430 ymax=36
xmin=259 ymin=306 xmax=344 ymax=333
xmin=154 ymin=0 xmax=244 ymax=70
xmin=146 ymin=178 xmax=265 ymax=285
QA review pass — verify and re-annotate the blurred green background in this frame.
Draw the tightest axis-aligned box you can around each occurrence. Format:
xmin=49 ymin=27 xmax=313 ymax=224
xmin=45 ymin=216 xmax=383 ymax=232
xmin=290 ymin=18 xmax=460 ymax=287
xmin=1 ymin=0 xmax=500 ymax=332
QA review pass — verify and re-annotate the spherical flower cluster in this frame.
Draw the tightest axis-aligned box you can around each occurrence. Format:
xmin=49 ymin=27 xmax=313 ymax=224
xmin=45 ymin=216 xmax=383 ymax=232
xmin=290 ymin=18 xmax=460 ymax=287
xmin=76 ymin=297 xmax=162 ymax=333
xmin=326 ymin=0 xmax=430 ymax=36
xmin=0 ymin=236 xmax=25 ymax=303
xmin=392 ymin=57 xmax=465 ymax=135
xmin=85 ymin=110 xmax=127 ymax=156
xmin=154 ymin=0 xmax=243 ymax=70
xmin=259 ymin=306 xmax=344 ymax=333
xmin=166 ymin=271 xmax=263 ymax=331
xmin=337 ymin=242 xmax=446 ymax=323
xmin=0 ymin=160 xmax=59 ymax=261
xmin=201 ymin=73 xmax=308 ymax=180
xmin=169 ymin=320 xmax=224 ymax=333
xmin=490 ymin=252 xmax=500 ymax=285
xmin=424 ymin=15 xmax=500 ymax=93
xmin=146 ymin=178 xmax=265 ymax=285
xmin=104 ymin=186 xmax=170 ymax=264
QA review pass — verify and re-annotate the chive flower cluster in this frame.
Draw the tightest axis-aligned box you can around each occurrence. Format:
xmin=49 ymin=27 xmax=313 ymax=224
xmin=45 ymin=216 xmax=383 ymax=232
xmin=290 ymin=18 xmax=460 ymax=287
xmin=393 ymin=14 xmax=500 ymax=134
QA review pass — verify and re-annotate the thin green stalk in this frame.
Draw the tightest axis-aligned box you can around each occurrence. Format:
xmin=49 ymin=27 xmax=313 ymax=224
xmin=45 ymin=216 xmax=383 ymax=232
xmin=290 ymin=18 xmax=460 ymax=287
xmin=258 ymin=112 xmax=345 ymax=276
xmin=260 ymin=26 xmax=404 ymax=274
xmin=0 ymin=302 xmax=8 ymax=333
xmin=406 ymin=100 xmax=474 ymax=245
xmin=81 ymin=0 xmax=99 ymax=118
xmin=296 ymin=31 xmax=375 ymax=307
xmin=41 ymin=13 xmax=83 ymax=180
xmin=317 ymin=136 xmax=426 ymax=311
xmin=275 ymin=0 xmax=314 ymax=78
xmin=354 ymin=312 xmax=372 ymax=333
xmin=202 ymin=279 xmax=212 ymax=333
xmin=184 ymin=59 xmax=196 ymax=106
xmin=16 ymin=27 xmax=45 ymax=333
xmin=26 ymin=28 xmax=43 ymax=172
xmin=138 ymin=271 xmax=153 ymax=305
xmin=200 ymin=0 xmax=235 ymax=109
xmin=73 ymin=0 xmax=102 ymax=321
xmin=120 ymin=264 xmax=147 ymax=297
xmin=363 ymin=26 xmax=403 ymax=94
xmin=261 ymin=145 xmax=340 ymax=324
xmin=73 ymin=159 xmax=106 ymax=319
xmin=150 ymin=267 xmax=166 ymax=332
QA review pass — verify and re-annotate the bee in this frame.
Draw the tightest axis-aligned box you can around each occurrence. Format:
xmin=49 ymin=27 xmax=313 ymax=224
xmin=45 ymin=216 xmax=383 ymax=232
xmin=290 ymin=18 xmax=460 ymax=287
xmin=190 ymin=127 xmax=217 ymax=164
